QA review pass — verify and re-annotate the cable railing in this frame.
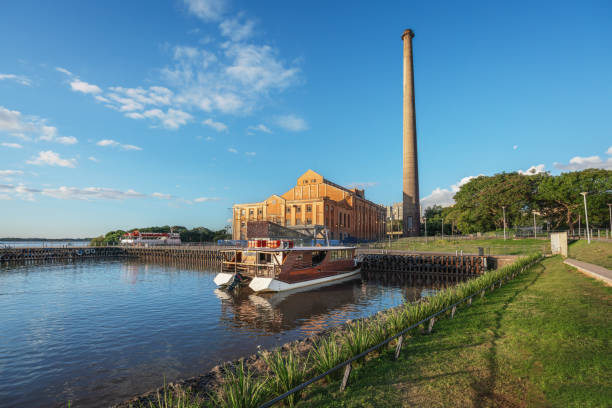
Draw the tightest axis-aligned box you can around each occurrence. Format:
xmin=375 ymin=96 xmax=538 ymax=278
xmin=257 ymin=255 xmax=543 ymax=407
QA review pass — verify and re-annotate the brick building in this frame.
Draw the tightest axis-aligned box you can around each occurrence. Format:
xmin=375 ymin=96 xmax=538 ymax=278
xmin=232 ymin=170 xmax=386 ymax=241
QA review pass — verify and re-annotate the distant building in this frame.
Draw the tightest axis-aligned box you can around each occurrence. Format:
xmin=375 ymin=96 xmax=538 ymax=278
xmin=386 ymin=202 xmax=403 ymax=220
xmin=232 ymin=170 xmax=386 ymax=241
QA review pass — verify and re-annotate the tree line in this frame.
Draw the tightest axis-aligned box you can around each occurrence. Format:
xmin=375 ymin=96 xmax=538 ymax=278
xmin=90 ymin=225 xmax=230 ymax=246
xmin=422 ymin=169 xmax=611 ymax=235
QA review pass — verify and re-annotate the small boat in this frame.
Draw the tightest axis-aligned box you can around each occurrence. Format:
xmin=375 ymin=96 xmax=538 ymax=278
xmin=215 ymin=239 xmax=361 ymax=292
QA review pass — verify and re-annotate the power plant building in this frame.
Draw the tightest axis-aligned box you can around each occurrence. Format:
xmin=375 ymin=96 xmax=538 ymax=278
xmin=232 ymin=170 xmax=386 ymax=241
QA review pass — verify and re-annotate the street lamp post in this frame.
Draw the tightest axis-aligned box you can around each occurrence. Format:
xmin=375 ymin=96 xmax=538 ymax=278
xmin=580 ymin=192 xmax=590 ymax=244
xmin=502 ymin=206 xmax=507 ymax=241
xmin=424 ymin=217 xmax=427 ymax=242
xmin=608 ymin=203 xmax=611 ymax=236
xmin=533 ymin=211 xmax=537 ymax=239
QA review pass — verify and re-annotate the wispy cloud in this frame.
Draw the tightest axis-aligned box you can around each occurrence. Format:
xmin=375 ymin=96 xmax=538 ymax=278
xmin=228 ymin=147 xmax=238 ymax=153
xmin=276 ymin=114 xmax=308 ymax=131
xmin=248 ymin=124 xmax=272 ymax=134
xmin=26 ymin=151 xmax=77 ymax=168
xmin=554 ymin=147 xmax=612 ymax=171
xmin=88 ymin=156 xmax=99 ymax=162
xmin=194 ymin=196 xmax=221 ymax=202
xmin=245 ymin=151 xmax=256 ymax=156
xmin=152 ymin=192 xmax=173 ymax=199
xmin=1 ymin=142 xmax=23 ymax=148
xmin=56 ymin=67 xmax=73 ymax=76
xmin=513 ymin=145 xmax=518 ymax=150
xmin=96 ymin=139 xmax=142 ymax=151
xmin=0 ymin=105 xmax=77 ymax=144
xmin=42 ymin=186 xmax=146 ymax=200
xmin=0 ymin=73 xmax=32 ymax=86
xmin=219 ymin=14 xmax=256 ymax=41
xmin=0 ymin=170 xmax=24 ymax=177
xmin=183 ymin=0 xmax=227 ymax=22
xmin=205 ymin=136 xmax=215 ymax=142
xmin=202 ymin=118 xmax=228 ymax=132
xmin=70 ymin=79 xmax=102 ymax=94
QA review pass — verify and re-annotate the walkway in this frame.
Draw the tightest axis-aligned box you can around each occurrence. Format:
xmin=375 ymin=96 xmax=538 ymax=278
xmin=564 ymin=258 xmax=612 ymax=286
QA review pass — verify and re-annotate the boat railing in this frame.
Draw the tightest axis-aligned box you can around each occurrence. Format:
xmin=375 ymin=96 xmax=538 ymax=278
xmin=222 ymin=261 xmax=280 ymax=278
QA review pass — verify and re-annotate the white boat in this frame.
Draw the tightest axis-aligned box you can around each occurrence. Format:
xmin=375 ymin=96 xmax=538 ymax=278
xmin=215 ymin=239 xmax=361 ymax=292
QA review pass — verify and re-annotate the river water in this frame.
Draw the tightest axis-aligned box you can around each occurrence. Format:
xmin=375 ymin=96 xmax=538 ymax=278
xmin=0 ymin=260 xmax=436 ymax=407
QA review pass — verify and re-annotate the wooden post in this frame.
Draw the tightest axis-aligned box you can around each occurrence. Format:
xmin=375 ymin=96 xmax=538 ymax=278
xmin=467 ymin=297 xmax=472 ymax=306
xmin=427 ymin=317 xmax=435 ymax=333
xmin=480 ymin=290 xmax=485 ymax=299
xmin=451 ymin=305 xmax=456 ymax=319
xmin=394 ymin=335 xmax=404 ymax=360
xmin=340 ymin=363 xmax=352 ymax=391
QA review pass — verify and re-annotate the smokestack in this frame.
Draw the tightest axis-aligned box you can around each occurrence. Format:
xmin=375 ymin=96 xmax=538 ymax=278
xmin=402 ymin=29 xmax=421 ymax=237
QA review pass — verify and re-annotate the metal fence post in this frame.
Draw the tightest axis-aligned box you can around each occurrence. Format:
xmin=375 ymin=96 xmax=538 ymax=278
xmin=394 ymin=335 xmax=404 ymax=360
xmin=340 ymin=363 xmax=352 ymax=392
xmin=427 ymin=317 xmax=436 ymax=333
xmin=451 ymin=305 xmax=457 ymax=319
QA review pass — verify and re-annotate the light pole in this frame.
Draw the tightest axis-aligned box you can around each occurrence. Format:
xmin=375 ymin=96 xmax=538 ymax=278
xmin=580 ymin=192 xmax=590 ymax=244
xmin=502 ymin=205 xmax=507 ymax=241
xmin=533 ymin=211 xmax=537 ymax=238
xmin=608 ymin=203 xmax=611 ymax=235
xmin=424 ymin=217 xmax=427 ymax=242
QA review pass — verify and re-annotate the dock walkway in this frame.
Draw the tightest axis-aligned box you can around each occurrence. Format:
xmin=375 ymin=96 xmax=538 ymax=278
xmin=564 ymin=258 xmax=612 ymax=286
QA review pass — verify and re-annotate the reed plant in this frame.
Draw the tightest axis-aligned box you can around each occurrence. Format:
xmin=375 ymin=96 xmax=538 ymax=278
xmin=342 ymin=320 xmax=372 ymax=361
xmin=262 ymin=348 xmax=308 ymax=406
xmin=368 ymin=316 xmax=389 ymax=349
xmin=309 ymin=334 xmax=347 ymax=381
xmin=211 ymin=361 xmax=269 ymax=408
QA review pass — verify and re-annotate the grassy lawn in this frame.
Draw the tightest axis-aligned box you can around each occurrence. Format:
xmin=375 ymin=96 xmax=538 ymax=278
xmin=295 ymin=256 xmax=612 ymax=407
xmin=569 ymin=240 xmax=612 ymax=269
xmin=378 ymin=237 xmax=550 ymax=256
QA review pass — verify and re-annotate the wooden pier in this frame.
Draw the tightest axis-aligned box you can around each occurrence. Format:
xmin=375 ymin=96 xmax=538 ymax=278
xmin=360 ymin=253 xmax=490 ymax=285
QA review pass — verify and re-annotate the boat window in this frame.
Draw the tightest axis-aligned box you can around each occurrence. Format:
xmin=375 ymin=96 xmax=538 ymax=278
xmin=312 ymin=251 xmax=326 ymax=265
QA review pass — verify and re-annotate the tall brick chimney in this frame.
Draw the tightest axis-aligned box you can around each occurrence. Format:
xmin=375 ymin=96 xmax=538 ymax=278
xmin=402 ymin=29 xmax=421 ymax=237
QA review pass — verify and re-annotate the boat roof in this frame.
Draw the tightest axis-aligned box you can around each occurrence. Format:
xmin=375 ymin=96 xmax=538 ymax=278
xmin=223 ymin=246 xmax=356 ymax=252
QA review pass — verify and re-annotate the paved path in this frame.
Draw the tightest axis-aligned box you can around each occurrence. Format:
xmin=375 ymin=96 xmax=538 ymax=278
xmin=564 ymin=258 xmax=612 ymax=286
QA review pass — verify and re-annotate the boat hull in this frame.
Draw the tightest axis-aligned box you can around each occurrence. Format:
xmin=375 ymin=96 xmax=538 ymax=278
xmin=213 ymin=272 xmax=234 ymax=286
xmin=248 ymin=268 xmax=361 ymax=292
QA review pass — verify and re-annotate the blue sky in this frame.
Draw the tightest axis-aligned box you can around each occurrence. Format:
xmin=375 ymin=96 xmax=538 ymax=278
xmin=1 ymin=0 xmax=611 ymax=238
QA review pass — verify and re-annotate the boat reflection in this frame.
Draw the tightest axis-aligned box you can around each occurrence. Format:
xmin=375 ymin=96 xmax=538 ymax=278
xmin=215 ymin=277 xmax=441 ymax=336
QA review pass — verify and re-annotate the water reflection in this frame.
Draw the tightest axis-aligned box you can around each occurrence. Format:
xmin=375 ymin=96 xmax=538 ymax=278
xmin=0 ymin=260 xmax=443 ymax=408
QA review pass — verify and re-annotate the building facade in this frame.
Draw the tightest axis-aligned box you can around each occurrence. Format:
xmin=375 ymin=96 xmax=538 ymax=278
xmin=386 ymin=202 xmax=403 ymax=220
xmin=232 ymin=170 xmax=386 ymax=241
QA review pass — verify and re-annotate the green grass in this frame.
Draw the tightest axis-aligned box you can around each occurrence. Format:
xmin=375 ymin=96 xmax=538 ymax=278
xmin=295 ymin=256 xmax=612 ymax=407
xmin=569 ymin=240 xmax=612 ymax=269
xmin=376 ymin=237 xmax=550 ymax=256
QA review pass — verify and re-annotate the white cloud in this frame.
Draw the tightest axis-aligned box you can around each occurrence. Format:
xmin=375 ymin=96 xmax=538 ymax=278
xmin=42 ymin=186 xmax=145 ymax=200
xmin=607 ymin=146 xmax=612 ymax=155
xmin=88 ymin=156 xmax=99 ymax=162
xmin=228 ymin=147 xmax=238 ymax=153
xmin=0 ymin=106 xmax=76 ymax=144
xmin=248 ymin=124 xmax=272 ymax=133
xmin=276 ymin=114 xmax=308 ymax=131
xmin=96 ymin=139 xmax=142 ymax=151
xmin=0 ymin=170 xmax=24 ymax=176
xmin=183 ymin=0 xmax=227 ymax=21
xmin=152 ymin=192 xmax=173 ymax=199
xmin=205 ymin=136 xmax=215 ymax=142
xmin=518 ymin=164 xmax=546 ymax=175
xmin=219 ymin=15 xmax=256 ymax=41
xmin=194 ymin=196 xmax=221 ymax=202
xmin=26 ymin=151 xmax=77 ymax=168
xmin=245 ymin=151 xmax=256 ymax=156
xmin=348 ymin=182 xmax=378 ymax=189
xmin=1 ymin=142 xmax=23 ymax=148
xmin=554 ymin=154 xmax=612 ymax=171
xmin=141 ymin=108 xmax=192 ymax=129
xmin=0 ymin=183 xmax=40 ymax=201
xmin=202 ymin=118 xmax=228 ymax=132
xmin=0 ymin=73 xmax=32 ymax=86
xmin=420 ymin=175 xmax=480 ymax=210
xmin=56 ymin=67 xmax=73 ymax=76
xmin=0 ymin=194 xmax=10 ymax=200
xmin=70 ymin=79 xmax=102 ymax=94
xmin=513 ymin=145 xmax=518 ymax=150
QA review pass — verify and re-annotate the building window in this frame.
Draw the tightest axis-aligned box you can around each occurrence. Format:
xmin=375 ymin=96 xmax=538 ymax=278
xmin=306 ymin=205 xmax=312 ymax=212
xmin=241 ymin=209 xmax=245 ymax=215
xmin=286 ymin=207 xmax=291 ymax=213
xmin=311 ymin=179 xmax=316 ymax=183
xmin=348 ymin=214 xmax=350 ymax=228
xmin=270 ymin=200 xmax=276 ymax=204
xmin=249 ymin=209 xmax=254 ymax=215
xmin=344 ymin=213 xmax=347 ymax=227
xmin=304 ymin=180 xmax=308 ymax=184
xmin=296 ymin=206 xmax=301 ymax=213
xmin=407 ymin=216 xmax=413 ymax=230
xmin=306 ymin=219 xmax=312 ymax=225
xmin=325 ymin=205 xmax=329 ymax=211
xmin=257 ymin=209 xmax=263 ymax=215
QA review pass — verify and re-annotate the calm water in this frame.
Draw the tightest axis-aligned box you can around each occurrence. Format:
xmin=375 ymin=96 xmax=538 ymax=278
xmin=0 ymin=260 xmax=435 ymax=407
xmin=0 ymin=241 xmax=90 ymax=248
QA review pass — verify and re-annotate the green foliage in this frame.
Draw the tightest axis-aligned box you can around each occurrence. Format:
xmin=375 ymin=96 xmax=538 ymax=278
xmin=309 ymin=334 xmax=347 ymax=381
xmin=89 ymin=226 xmax=230 ymax=246
xmin=212 ymin=361 xmax=268 ymax=408
xmin=262 ymin=348 xmax=308 ymax=406
xmin=437 ymin=169 xmax=611 ymax=234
